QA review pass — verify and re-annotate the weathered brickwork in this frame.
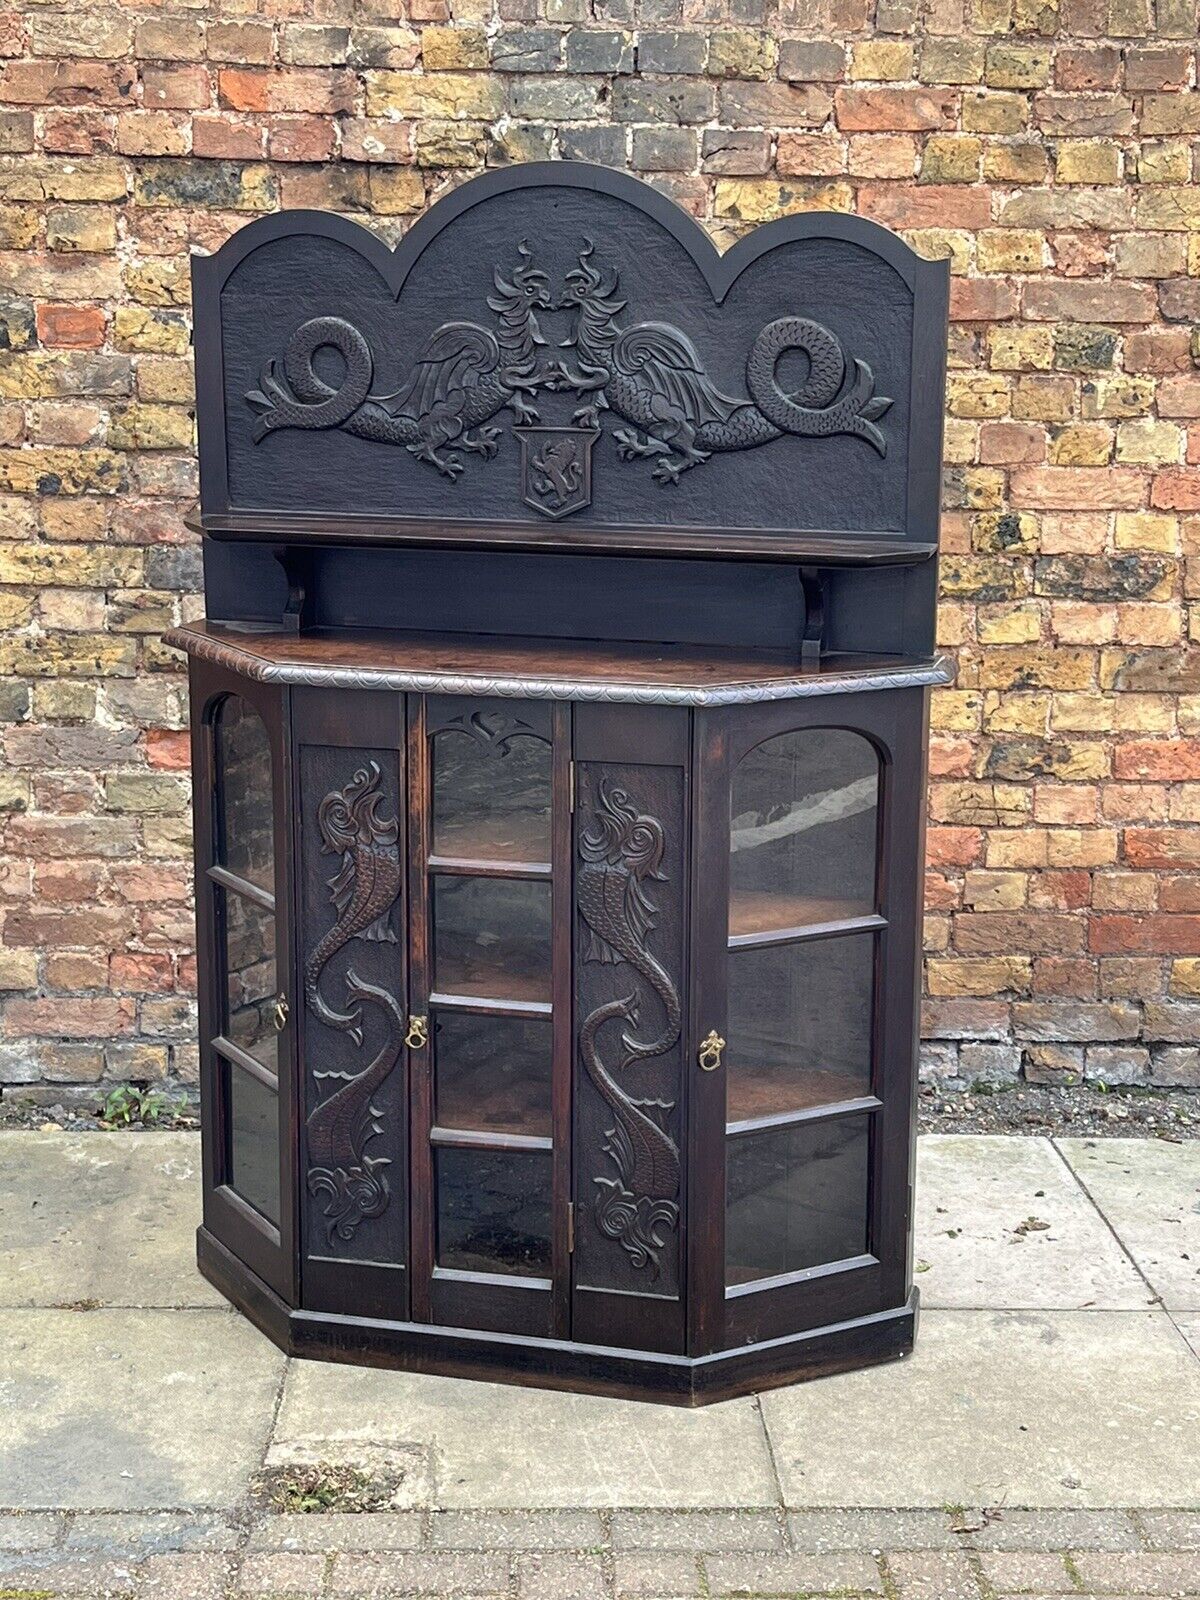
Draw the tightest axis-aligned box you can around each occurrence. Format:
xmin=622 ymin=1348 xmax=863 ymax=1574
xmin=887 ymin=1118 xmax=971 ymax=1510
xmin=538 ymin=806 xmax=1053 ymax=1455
xmin=0 ymin=0 xmax=1198 ymax=1101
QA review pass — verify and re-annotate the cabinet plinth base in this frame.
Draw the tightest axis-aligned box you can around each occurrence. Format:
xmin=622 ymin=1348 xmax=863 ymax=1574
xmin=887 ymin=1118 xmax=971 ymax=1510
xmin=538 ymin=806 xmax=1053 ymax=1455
xmin=198 ymin=1228 xmax=917 ymax=1408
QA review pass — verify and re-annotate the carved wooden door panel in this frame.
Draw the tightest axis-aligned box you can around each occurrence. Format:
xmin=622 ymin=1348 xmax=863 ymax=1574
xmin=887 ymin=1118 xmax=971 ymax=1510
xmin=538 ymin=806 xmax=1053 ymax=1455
xmin=407 ymin=696 xmax=572 ymax=1339
xmin=571 ymin=705 xmax=690 ymax=1356
xmin=191 ymin=659 xmax=296 ymax=1303
xmin=293 ymin=688 xmax=409 ymax=1321
xmin=690 ymin=692 xmax=925 ymax=1354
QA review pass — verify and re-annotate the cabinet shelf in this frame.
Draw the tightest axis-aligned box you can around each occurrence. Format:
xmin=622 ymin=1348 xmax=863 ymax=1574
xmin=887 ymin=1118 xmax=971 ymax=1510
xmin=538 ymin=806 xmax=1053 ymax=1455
xmin=728 ymin=890 xmax=884 ymax=947
xmin=726 ymin=1064 xmax=877 ymax=1130
xmin=432 ymin=816 xmax=551 ymax=874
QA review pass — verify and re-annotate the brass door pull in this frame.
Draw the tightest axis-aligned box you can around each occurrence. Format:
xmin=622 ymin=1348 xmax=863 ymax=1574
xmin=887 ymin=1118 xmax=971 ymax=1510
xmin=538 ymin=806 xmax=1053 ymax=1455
xmin=698 ymin=1030 xmax=725 ymax=1071
xmin=405 ymin=1014 xmax=429 ymax=1050
xmin=272 ymin=995 xmax=289 ymax=1032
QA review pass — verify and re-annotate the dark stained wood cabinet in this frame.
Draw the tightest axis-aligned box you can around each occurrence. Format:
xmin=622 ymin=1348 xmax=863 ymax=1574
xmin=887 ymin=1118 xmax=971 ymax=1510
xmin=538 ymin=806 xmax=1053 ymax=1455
xmin=170 ymin=163 xmax=950 ymax=1403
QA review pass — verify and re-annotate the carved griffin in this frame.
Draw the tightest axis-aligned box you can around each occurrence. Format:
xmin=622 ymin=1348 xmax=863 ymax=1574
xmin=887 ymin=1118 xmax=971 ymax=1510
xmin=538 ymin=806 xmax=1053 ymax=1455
xmin=553 ymin=240 xmax=893 ymax=483
xmin=246 ymin=243 xmax=552 ymax=480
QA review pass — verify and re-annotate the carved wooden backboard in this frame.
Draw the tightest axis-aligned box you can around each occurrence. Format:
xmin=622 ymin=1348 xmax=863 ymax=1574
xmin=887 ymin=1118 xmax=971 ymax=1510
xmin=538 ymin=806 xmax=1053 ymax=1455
xmin=193 ymin=163 xmax=949 ymax=555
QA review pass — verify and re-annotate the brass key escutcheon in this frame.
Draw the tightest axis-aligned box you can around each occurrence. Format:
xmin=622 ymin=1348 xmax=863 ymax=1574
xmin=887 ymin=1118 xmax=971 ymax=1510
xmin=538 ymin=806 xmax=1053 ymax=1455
xmin=272 ymin=995 xmax=289 ymax=1032
xmin=405 ymin=1014 xmax=429 ymax=1050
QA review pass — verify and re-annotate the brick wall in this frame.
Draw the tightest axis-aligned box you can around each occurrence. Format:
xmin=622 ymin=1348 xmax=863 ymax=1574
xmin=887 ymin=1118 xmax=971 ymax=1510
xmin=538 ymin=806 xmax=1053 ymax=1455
xmin=0 ymin=0 xmax=1198 ymax=1105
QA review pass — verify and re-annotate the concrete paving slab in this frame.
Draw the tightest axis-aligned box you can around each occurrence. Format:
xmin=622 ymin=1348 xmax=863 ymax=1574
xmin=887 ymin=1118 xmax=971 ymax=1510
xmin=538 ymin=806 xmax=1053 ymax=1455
xmin=0 ymin=1131 xmax=219 ymax=1309
xmin=274 ymin=1364 xmax=778 ymax=1509
xmin=761 ymin=1309 xmax=1200 ymax=1509
xmin=0 ymin=1310 xmax=283 ymax=1510
xmin=1174 ymin=1312 xmax=1200 ymax=1361
xmin=915 ymin=1136 xmax=1153 ymax=1311
xmin=1056 ymin=1137 xmax=1200 ymax=1311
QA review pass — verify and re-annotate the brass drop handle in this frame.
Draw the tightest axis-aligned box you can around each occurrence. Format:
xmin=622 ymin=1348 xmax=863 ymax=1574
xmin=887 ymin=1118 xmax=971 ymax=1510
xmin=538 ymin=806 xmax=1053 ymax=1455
xmin=698 ymin=1029 xmax=725 ymax=1072
xmin=272 ymin=994 xmax=289 ymax=1032
xmin=405 ymin=1014 xmax=429 ymax=1050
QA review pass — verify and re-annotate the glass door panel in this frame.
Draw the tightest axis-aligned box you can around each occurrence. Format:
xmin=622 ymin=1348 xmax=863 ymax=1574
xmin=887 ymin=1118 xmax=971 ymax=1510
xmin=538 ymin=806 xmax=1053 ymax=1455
xmin=196 ymin=680 xmax=292 ymax=1302
xmin=727 ymin=933 xmax=874 ymax=1123
xmin=730 ymin=728 xmax=879 ymax=934
xmin=433 ymin=1011 xmax=553 ymax=1138
xmin=432 ymin=876 xmax=552 ymax=1006
xmin=411 ymin=698 xmax=568 ymax=1338
xmin=724 ymin=728 xmax=882 ymax=1295
xmin=726 ymin=1115 xmax=871 ymax=1286
xmin=433 ymin=722 xmax=552 ymax=864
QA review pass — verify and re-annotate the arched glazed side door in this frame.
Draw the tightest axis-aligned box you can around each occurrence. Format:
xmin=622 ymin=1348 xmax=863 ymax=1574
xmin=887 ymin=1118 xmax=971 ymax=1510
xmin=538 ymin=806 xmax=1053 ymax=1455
xmin=191 ymin=662 xmax=296 ymax=1302
xmin=688 ymin=688 xmax=927 ymax=1354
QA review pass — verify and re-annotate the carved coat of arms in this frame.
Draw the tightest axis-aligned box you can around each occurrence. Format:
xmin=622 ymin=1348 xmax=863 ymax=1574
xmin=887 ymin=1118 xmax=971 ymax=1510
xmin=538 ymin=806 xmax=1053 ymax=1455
xmin=246 ymin=239 xmax=892 ymax=519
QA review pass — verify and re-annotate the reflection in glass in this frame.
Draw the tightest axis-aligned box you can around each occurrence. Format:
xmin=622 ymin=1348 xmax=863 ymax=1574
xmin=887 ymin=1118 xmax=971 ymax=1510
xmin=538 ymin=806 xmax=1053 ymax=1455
xmin=727 ymin=933 xmax=873 ymax=1121
xmin=227 ymin=1062 xmax=280 ymax=1224
xmin=214 ymin=696 xmax=275 ymax=893
xmin=434 ymin=1011 xmax=552 ymax=1137
xmin=726 ymin=1115 xmax=869 ymax=1286
xmin=223 ymin=890 xmax=278 ymax=1073
xmin=730 ymin=729 xmax=878 ymax=933
xmin=433 ymin=876 xmax=551 ymax=1004
xmin=433 ymin=727 xmax=551 ymax=862
xmin=436 ymin=1147 xmax=552 ymax=1276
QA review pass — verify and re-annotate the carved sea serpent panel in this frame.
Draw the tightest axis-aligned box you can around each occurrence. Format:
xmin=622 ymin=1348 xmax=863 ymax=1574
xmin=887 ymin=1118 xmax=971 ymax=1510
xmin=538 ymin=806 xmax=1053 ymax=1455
xmin=303 ymin=761 xmax=404 ymax=1248
xmin=577 ymin=779 xmax=683 ymax=1279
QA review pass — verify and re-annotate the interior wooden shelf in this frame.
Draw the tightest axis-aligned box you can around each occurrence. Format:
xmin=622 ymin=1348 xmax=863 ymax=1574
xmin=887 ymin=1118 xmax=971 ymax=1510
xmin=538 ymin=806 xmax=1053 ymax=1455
xmin=726 ymin=1064 xmax=872 ymax=1128
xmin=728 ymin=890 xmax=880 ymax=942
xmin=432 ymin=952 xmax=551 ymax=1010
xmin=432 ymin=816 xmax=551 ymax=872
xmin=435 ymin=1075 xmax=552 ymax=1141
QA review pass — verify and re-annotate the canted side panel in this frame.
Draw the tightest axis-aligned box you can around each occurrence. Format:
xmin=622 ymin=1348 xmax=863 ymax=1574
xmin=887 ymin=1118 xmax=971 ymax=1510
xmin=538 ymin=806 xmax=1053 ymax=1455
xmin=298 ymin=741 xmax=408 ymax=1316
xmin=573 ymin=758 xmax=687 ymax=1353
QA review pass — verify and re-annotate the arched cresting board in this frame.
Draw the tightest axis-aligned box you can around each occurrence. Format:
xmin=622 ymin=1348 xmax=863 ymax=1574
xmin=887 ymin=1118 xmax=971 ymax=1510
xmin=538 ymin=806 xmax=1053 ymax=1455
xmin=192 ymin=163 xmax=949 ymax=558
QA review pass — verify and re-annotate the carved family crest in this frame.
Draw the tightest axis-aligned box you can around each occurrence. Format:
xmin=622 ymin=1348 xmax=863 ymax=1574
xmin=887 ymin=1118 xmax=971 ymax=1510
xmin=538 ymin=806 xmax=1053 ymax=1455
xmin=246 ymin=238 xmax=892 ymax=517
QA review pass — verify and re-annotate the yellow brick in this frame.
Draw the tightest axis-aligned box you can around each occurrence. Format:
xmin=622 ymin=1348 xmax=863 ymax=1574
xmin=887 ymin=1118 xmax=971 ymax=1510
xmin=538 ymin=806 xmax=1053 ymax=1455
xmin=978 ymin=229 xmax=1045 ymax=274
xmin=963 ymin=870 xmax=1028 ymax=909
xmin=1055 ymin=141 xmax=1122 ymax=185
xmin=1045 ymin=828 xmax=1117 ymax=867
xmin=983 ymin=142 xmax=1047 ymax=183
xmin=1050 ymin=693 xmax=1110 ymax=732
xmin=850 ymin=40 xmax=914 ymax=80
xmin=926 ymin=956 xmax=1033 ymax=996
xmin=1169 ymin=959 xmax=1200 ymax=997
xmin=943 ymin=418 xmax=978 ymax=464
xmin=712 ymin=179 xmax=853 ymax=221
xmin=921 ymin=135 xmax=982 ymax=183
xmin=986 ymin=830 xmax=1049 ymax=867
xmin=107 ymin=404 xmax=194 ymax=451
xmin=0 ymin=448 xmax=126 ymax=496
xmin=931 ymin=689 xmax=985 ymax=731
xmin=905 ymin=229 xmax=972 ymax=272
xmin=947 ymin=372 xmax=1011 ymax=419
xmin=986 ymin=324 xmax=1055 ymax=372
xmin=1049 ymin=424 xmax=1112 ymax=467
xmin=963 ymin=89 xmax=1028 ymax=133
xmin=708 ymin=30 xmax=776 ymax=78
xmin=1115 ymin=512 xmax=1178 ymax=552
xmin=1051 ymin=601 xmax=1117 ymax=644
xmin=1112 ymin=693 xmax=1174 ymax=732
xmin=930 ymin=780 xmax=1031 ymax=825
xmin=984 ymin=690 xmax=1052 ymax=734
xmin=1116 ymin=602 xmax=1182 ymax=646
xmin=978 ymin=602 xmax=1042 ymax=644
xmin=0 ymin=542 xmax=142 ymax=587
xmin=113 ymin=307 xmax=189 ymax=355
xmin=420 ymin=25 xmax=488 ymax=69
xmin=364 ymin=71 xmax=504 ymax=119
xmin=973 ymin=510 xmax=1041 ymax=553
xmin=1136 ymin=142 xmax=1191 ymax=185
xmin=1115 ymin=419 xmax=1183 ymax=465
xmin=1081 ymin=376 xmax=1156 ymax=420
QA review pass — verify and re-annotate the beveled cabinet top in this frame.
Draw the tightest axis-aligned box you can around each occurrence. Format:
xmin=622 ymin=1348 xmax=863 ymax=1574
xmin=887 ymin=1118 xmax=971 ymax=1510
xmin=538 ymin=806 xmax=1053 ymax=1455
xmin=165 ymin=623 xmax=952 ymax=708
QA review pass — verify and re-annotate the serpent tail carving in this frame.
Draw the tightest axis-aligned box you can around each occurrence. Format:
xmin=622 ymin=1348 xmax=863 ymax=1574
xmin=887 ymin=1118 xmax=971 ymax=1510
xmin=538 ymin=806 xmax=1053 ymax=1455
xmin=304 ymin=763 xmax=404 ymax=1246
xmin=577 ymin=780 xmax=682 ymax=1278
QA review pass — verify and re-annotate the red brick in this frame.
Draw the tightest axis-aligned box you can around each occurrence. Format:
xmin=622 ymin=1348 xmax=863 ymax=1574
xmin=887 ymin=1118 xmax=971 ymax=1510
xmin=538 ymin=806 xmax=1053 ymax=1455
xmin=218 ymin=67 xmax=355 ymax=115
xmin=3 ymin=997 xmax=137 ymax=1038
xmin=1151 ymin=469 xmax=1200 ymax=512
xmin=1091 ymin=916 xmax=1200 ymax=954
xmin=858 ymin=182 xmax=992 ymax=230
xmin=834 ymin=88 xmax=957 ymax=132
xmin=191 ymin=117 xmax=265 ymax=160
xmin=1114 ymin=740 xmax=1200 ymax=781
xmin=35 ymin=304 xmax=106 ymax=349
xmin=1125 ymin=829 xmax=1200 ymax=869
xmin=1010 ymin=467 xmax=1146 ymax=510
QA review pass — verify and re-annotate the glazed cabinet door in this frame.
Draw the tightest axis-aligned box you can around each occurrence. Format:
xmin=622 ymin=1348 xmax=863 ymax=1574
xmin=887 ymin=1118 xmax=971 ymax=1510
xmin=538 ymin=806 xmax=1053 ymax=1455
xmin=690 ymin=689 xmax=926 ymax=1353
xmin=293 ymin=689 xmax=409 ymax=1320
xmin=407 ymin=697 xmax=572 ymax=1338
xmin=571 ymin=706 xmax=690 ymax=1355
xmin=192 ymin=661 xmax=296 ymax=1302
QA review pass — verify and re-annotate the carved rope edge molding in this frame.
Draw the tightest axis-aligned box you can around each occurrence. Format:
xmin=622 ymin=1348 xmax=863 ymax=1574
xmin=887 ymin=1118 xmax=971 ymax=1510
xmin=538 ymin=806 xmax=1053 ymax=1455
xmin=164 ymin=629 xmax=955 ymax=706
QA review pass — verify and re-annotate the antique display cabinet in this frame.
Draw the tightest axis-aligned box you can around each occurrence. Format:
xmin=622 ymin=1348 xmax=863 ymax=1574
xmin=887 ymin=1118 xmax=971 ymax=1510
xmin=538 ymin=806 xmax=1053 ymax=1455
xmin=168 ymin=163 xmax=950 ymax=1404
